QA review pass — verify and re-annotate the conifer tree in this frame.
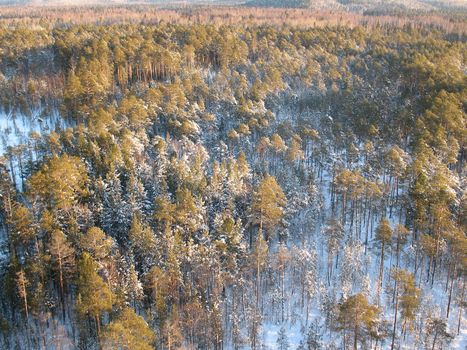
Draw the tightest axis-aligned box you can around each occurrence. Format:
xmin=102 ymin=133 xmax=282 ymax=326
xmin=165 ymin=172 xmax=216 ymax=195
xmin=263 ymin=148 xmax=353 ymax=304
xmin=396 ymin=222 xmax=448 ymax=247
xmin=425 ymin=317 xmax=453 ymax=350
xmin=101 ymin=307 xmax=155 ymax=350
xmin=27 ymin=155 xmax=88 ymax=211
xmin=129 ymin=214 xmax=156 ymax=272
xmin=375 ymin=218 xmax=392 ymax=295
xmin=15 ymin=269 xmax=29 ymax=321
xmin=398 ymin=271 xmax=420 ymax=335
xmin=9 ymin=204 xmax=35 ymax=251
xmin=390 ymin=269 xmax=420 ymax=350
xmin=80 ymin=227 xmax=113 ymax=264
xmin=336 ymin=293 xmax=380 ymax=350
xmin=48 ymin=229 xmax=75 ymax=318
xmin=76 ymin=252 xmax=113 ymax=338
xmin=250 ymin=175 xmax=286 ymax=240
xmin=101 ymin=169 xmax=130 ymax=242
xmin=324 ymin=218 xmax=344 ymax=284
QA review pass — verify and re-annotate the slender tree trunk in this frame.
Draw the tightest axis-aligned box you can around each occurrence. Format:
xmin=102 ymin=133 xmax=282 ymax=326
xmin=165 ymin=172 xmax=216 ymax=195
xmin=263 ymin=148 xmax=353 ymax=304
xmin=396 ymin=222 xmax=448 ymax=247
xmin=57 ymin=253 xmax=66 ymax=320
xmin=427 ymin=256 xmax=432 ymax=284
xmin=95 ymin=315 xmax=101 ymax=341
xmin=458 ymin=277 xmax=465 ymax=335
xmin=365 ymin=201 xmax=372 ymax=252
xmin=391 ymin=280 xmax=399 ymax=350
xmin=378 ymin=243 xmax=385 ymax=300
xmin=353 ymin=324 xmax=358 ymax=350
xmin=431 ymin=330 xmax=438 ymax=350
xmin=446 ymin=266 xmax=455 ymax=319
xmin=281 ymin=267 xmax=285 ymax=323
xmin=342 ymin=192 xmax=347 ymax=226
xmin=18 ymin=272 xmax=29 ymax=321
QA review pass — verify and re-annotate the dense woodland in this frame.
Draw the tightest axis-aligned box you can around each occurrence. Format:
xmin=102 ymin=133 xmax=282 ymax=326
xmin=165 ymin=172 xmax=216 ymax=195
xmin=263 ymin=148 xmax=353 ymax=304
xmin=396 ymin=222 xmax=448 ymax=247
xmin=0 ymin=5 xmax=466 ymax=350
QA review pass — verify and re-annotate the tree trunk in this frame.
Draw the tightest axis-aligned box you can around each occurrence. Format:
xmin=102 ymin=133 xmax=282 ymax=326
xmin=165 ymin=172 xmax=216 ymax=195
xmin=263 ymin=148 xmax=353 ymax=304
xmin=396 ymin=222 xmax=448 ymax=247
xmin=58 ymin=252 xmax=66 ymax=320
xmin=95 ymin=315 xmax=101 ymax=340
xmin=431 ymin=329 xmax=438 ymax=350
xmin=378 ymin=243 xmax=385 ymax=300
xmin=342 ymin=192 xmax=347 ymax=226
xmin=390 ymin=280 xmax=399 ymax=350
xmin=446 ymin=266 xmax=455 ymax=319
xmin=353 ymin=324 xmax=358 ymax=350
xmin=457 ymin=277 xmax=465 ymax=335
xmin=281 ymin=267 xmax=285 ymax=323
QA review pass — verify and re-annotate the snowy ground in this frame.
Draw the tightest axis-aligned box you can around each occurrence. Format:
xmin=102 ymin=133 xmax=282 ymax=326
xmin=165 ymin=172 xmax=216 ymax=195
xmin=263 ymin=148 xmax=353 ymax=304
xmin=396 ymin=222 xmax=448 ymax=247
xmin=0 ymin=107 xmax=63 ymax=269
xmin=0 ymin=107 xmax=63 ymax=156
xmin=262 ymin=322 xmax=303 ymax=349
xmin=249 ymin=166 xmax=466 ymax=349
xmin=451 ymin=326 xmax=467 ymax=349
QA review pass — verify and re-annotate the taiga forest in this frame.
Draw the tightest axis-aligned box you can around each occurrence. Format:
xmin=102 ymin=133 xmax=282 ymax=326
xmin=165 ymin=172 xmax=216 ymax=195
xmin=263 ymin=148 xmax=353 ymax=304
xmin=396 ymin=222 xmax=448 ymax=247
xmin=0 ymin=1 xmax=465 ymax=349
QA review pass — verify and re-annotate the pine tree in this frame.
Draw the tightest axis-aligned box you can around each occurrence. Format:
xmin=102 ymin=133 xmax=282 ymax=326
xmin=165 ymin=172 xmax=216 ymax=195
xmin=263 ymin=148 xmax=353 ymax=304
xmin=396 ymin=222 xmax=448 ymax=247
xmin=286 ymin=135 xmax=304 ymax=164
xmin=424 ymin=317 xmax=453 ymax=350
xmin=16 ymin=269 xmax=29 ymax=321
xmin=162 ymin=309 xmax=183 ymax=350
xmin=76 ymin=253 xmax=113 ymax=338
xmin=27 ymin=155 xmax=88 ymax=211
xmin=398 ymin=271 xmax=420 ymax=335
xmin=336 ymin=293 xmax=380 ymax=350
xmin=390 ymin=269 xmax=420 ymax=350
xmin=324 ymin=218 xmax=344 ymax=285
xmin=80 ymin=227 xmax=113 ymax=264
xmin=375 ymin=218 xmax=392 ymax=296
xmin=393 ymin=224 xmax=409 ymax=269
xmin=154 ymin=196 xmax=176 ymax=231
xmin=8 ymin=204 xmax=36 ymax=251
xmin=48 ymin=229 xmax=75 ymax=318
xmin=129 ymin=214 xmax=156 ymax=272
xmin=101 ymin=307 xmax=155 ymax=350
xmin=250 ymin=175 xmax=286 ymax=241
xmin=252 ymin=229 xmax=268 ymax=307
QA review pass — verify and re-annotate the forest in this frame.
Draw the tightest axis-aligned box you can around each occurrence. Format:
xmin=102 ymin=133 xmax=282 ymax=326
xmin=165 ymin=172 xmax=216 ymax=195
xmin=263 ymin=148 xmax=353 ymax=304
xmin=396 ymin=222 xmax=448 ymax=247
xmin=0 ymin=4 xmax=466 ymax=350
